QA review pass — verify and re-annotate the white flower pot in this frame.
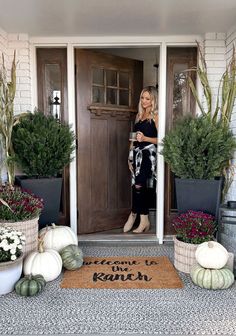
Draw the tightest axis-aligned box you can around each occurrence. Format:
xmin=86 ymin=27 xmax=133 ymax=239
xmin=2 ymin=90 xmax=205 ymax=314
xmin=0 ymin=254 xmax=23 ymax=295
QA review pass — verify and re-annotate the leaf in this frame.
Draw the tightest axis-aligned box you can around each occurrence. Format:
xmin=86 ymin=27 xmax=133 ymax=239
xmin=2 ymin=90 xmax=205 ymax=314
xmin=0 ymin=197 xmax=13 ymax=212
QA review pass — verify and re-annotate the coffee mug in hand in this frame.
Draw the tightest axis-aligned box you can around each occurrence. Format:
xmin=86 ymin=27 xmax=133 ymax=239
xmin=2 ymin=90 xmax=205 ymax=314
xmin=129 ymin=132 xmax=137 ymax=141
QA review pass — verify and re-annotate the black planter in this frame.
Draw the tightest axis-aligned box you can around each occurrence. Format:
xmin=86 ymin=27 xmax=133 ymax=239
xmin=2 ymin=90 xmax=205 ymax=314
xmin=175 ymin=178 xmax=223 ymax=219
xmin=15 ymin=176 xmax=62 ymax=229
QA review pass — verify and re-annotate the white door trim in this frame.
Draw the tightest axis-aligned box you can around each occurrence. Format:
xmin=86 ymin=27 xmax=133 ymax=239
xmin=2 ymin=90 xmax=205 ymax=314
xmin=157 ymin=42 xmax=167 ymax=244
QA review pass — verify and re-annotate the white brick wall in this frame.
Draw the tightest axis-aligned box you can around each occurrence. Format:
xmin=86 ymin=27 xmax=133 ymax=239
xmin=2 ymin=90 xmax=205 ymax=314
xmin=0 ymin=27 xmax=8 ymax=67
xmin=8 ymin=33 xmax=32 ymax=113
xmin=0 ymin=28 xmax=32 ymax=114
xmin=204 ymin=33 xmax=226 ymax=110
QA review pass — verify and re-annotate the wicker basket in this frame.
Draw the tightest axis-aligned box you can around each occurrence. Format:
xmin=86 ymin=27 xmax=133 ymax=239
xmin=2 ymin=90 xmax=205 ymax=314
xmin=0 ymin=217 xmax=39 ymax=256
xmin=173 ymin=236 xmax=199 ymax=274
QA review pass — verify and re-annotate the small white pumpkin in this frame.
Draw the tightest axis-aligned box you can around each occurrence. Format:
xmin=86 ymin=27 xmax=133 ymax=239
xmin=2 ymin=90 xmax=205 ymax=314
xmin=23 ymin=241 xmax=62 ymax=282
xmin=195 ymin=241 xmax=228 ymax=269
xmin=39 ymin=223 xmax=78 ymax=252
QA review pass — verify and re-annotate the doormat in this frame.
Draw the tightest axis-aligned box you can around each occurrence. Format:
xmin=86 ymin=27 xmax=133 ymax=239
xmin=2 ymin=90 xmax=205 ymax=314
xmin=60 ymin=256 xmax=183 ymax=289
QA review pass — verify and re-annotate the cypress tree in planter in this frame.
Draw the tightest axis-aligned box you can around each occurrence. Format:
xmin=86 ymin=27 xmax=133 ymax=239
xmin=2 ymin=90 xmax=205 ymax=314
xmin=12 ymin=111 xmax=75 ymax=228
xmin=161 ymin=43 xmax=236 ymax=219
xmin=161 ymin=114 xmax=236 ymax=218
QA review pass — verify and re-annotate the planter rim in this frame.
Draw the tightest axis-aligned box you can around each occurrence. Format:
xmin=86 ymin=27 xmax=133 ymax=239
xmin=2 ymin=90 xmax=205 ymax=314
xmin=0 ymin=253 xmax=24 ymax=269
xmin=16 ymin=175 xmax=62 ymax=180
xmin=0 ymin=216 xmax=39 ymax=224
xmin=173 ymin=235 xmax=201 ymax=247
xmin=175 ymin=177 xmax=222 ymax=182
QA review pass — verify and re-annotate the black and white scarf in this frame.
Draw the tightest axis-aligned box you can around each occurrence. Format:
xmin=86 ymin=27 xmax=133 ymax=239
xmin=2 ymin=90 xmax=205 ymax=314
xmin=128 ymin=144 xmax=157 ymax=185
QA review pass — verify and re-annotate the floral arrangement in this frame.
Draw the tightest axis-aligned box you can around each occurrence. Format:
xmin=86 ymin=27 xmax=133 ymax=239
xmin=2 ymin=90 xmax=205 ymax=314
xmin=172 ymin=210 xmax=216 ymax=244
xmin=0 ymin=227 xmax=25 ymax=262
xmin=0 ymin=185 xmax=43 ymax=222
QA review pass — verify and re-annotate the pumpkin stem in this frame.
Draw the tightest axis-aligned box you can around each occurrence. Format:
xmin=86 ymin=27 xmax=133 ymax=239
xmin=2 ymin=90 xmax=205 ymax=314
xmin=38 ymin=239 xmax=45 ymax=253
xmin=52 ymin=223 xmax=56 ymax=229
xmin=208 ymin=241 xmax=214 ymax=248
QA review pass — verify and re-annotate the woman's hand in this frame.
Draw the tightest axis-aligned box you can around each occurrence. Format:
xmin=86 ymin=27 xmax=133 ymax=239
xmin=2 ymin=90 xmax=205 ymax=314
xmin=136 ymin=131 xmax=145 ymax=142
xmin=137 ymin=131 xmax=157 ymax=145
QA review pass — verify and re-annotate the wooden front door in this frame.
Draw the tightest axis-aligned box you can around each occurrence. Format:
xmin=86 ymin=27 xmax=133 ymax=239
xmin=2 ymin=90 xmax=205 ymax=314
xmin=75 ymin=49 xmax=143 ymax=234
xmin=164 ymin=47 xmax=197 ymax=235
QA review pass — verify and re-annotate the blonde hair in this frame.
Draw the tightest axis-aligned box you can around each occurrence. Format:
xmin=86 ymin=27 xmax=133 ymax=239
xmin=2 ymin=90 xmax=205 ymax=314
xmin=136 ymin=86 xmax=158 ymax=123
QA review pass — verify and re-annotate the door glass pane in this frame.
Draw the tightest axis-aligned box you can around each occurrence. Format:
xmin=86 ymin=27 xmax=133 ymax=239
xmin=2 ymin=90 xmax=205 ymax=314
xmin=92 ymin=68 xmax=104 ymax=85
xmin=106 ymin=70 xmax=117 ymax=87
xmin=106 ymin=88 xmax=117 ymax=104
xmin=45 ymin=64 xmax=61 ymax=119
xmin=119 ymin=89 xmax=129 ymax=106
xmin=92 ymin=86 xmax=104 ymax=103
xmin=119 ymin=72 xmax=129 ymax=88
xmin=172 ymin=63 xmax=189 ymax=122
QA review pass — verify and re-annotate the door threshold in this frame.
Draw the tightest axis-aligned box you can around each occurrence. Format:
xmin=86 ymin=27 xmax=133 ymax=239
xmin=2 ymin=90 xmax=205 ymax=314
xmin=78 ymin=233 xmax=158 ymax=243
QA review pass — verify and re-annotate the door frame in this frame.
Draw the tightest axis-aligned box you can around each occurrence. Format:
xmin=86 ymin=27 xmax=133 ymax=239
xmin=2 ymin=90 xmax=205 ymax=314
xmin=30 ymin=35 xmax=203 ymax=243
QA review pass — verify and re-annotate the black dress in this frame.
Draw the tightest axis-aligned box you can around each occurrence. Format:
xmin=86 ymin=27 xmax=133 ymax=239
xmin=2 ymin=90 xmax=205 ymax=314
xmin=131 ymin=119 xmax=157 ymax=215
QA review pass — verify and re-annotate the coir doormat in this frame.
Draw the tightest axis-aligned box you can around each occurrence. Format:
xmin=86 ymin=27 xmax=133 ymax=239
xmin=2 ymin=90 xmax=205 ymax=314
xmin=60 ymin=256 xmax=183 ymax=289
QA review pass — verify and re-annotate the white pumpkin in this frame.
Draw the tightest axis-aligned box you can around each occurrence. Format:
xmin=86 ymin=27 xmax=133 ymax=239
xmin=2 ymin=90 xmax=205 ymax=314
xmin=23 ymin=241 xmax=62 ymax=282
xmin=195 ymin=241 xmax=229 ymax=269
xmin=39 ymin=223 xmax=78 ymax=252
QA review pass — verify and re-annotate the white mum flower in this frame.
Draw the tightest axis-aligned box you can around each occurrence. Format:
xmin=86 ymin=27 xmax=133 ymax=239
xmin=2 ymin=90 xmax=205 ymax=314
xmin=3 ymin=245 xmax=10 ymax=251
xmin=10 ymin=248 xmax=16 ymax=254
xmin=1 ymin=239 xmax=8 ymax=245
xmin=11 ymin=255 xmax=17 ymax=261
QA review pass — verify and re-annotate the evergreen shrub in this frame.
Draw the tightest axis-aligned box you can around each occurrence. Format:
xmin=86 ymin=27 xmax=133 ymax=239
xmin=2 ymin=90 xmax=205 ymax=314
xmin=161 ymin=115 xmax=236 ymax=179
xmin=12 ymin=111 xmax=75 ymax=178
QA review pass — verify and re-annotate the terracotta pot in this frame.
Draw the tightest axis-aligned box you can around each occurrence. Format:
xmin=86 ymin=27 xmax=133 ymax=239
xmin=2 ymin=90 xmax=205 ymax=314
xmin=173 ymin=236 xmax=200 ymax=274
xmin=0 ymin=254 xmax=23 ymax=295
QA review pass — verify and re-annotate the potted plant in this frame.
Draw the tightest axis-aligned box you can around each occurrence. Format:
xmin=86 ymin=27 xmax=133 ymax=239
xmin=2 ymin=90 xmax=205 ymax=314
xmin=12 ymin=111 xmax=75 ymax=228
xmin=161 ymin=44 xmax=236 ymax=217
xmin=0 ymin=184 xmax=43 ymax=255
xmin=161 ymin=114 xmax=236 ymax=217
xmin=172 ymin=210 xmax=216 ymax=273
xmin=0 ymin=226 xmax=25 ymax=295
xmin=0 ymin=52 xmax=43 ymax=256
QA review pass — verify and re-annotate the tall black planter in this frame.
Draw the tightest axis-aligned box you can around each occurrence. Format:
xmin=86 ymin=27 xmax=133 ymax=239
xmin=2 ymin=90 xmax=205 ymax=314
xmin=15 ymin=176 xmax=62 ymax=229
xmin=175 ymin=178 xmax=223 ymax=219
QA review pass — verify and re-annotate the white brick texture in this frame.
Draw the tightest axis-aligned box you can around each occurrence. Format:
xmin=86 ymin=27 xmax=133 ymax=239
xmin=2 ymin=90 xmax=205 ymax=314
xmin=8 ymin=34 xmax=31 ymax=113
xmin=204 ymin=33 xmax=226 ymax=115
xmin=0 ymin=28 xmax=32 ymax=114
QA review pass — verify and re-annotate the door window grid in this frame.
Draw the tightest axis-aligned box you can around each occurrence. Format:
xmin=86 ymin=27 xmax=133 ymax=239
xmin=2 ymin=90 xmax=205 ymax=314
xmin=92 ymin=67 xmax=131 ymax=106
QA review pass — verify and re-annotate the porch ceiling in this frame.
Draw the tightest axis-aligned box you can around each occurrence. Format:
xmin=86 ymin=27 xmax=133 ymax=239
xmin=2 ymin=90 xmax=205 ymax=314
xmin=0 ymin=0 xmax=236 ymax=37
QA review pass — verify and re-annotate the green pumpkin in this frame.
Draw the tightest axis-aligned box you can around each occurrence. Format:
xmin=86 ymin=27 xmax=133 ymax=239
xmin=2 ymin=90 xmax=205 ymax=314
xmin=15 ymin=274 xmax=46 ymax=296
xmin=190 ymin=264 xmax=235 ymax=290
xmin=60 ymin=244 xmax=83 ymax=270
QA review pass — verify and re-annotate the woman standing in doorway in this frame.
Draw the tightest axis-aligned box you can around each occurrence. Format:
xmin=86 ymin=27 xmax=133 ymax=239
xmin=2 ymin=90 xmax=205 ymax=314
xmin=123 ymin=86 xmax=158 ymax=233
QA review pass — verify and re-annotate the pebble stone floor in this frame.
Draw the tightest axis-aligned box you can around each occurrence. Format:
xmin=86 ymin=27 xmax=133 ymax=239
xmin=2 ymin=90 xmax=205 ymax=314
xmin=0 ymin=241 xmax=236 ymax=336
